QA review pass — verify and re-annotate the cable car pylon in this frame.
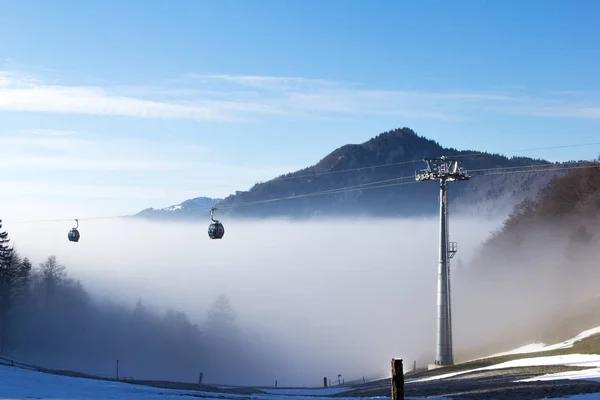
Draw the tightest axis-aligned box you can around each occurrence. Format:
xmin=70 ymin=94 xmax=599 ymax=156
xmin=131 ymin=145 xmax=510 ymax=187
xmin=416 ymin=156 xmax=470 ymax=368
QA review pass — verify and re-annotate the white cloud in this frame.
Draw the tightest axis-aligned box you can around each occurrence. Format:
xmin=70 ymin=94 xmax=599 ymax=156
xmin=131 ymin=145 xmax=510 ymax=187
xmin=518 ymin=106 xmax=600 ymax=119
xmin=0 ymin=85 xmax=221 ymax=120
xmin=2 ymin=70 xmax=599 ymax=121
xmin=20 ymin=128 xmax=81 ymax=137
xmin=2 ymin=154 xmax=180 ymax=171
xmin=0 ymin=134 xmax=293 ymax=175
xmin=187 ymin=74 xmax=311 ymax=86
xmin=0 ymin=130 xmax=215 ymax=168
xmin=0 ymin=180 xmax=173 ymax=199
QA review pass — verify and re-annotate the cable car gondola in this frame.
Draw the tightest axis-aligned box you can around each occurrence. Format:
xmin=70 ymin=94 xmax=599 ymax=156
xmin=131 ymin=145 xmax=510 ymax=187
xmin=208 ymin=207 xmax=224 ymax=239
xmin=68 ymin=219 xmax=80 ymax=242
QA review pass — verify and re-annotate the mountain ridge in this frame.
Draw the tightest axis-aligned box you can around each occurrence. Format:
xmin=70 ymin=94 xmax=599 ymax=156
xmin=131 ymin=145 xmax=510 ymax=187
xmin=136 ymin=196 xmax=221 ymax=220
xmin=135 ymin=128 xmax=576 ymax=220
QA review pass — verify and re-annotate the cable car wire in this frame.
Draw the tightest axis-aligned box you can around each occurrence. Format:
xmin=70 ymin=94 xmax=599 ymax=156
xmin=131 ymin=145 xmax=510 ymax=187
xmin=269 ymin=140 xmax=600 ymax=182
xmin=2 ymin=153 xmax=599 ymax=225
xmin=476 ymin=163 xmax=599 ymax=177
xmin=3 ymin=161 xmax=599 ymax=224
xmin=214 ymin=162 xmax=599 ymax=212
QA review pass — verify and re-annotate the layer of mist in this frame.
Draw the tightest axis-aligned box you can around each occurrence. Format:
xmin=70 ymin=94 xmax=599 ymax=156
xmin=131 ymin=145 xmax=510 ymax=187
xmin=4 ymin=216 xmax=516 ymax=386
xmin=454 ymin=211 xmax=600 ymax=358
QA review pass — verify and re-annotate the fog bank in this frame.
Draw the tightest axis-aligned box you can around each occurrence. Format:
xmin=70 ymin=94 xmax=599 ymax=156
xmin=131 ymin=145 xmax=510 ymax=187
xmin=5 ymin=216 xmax=501 ymax=385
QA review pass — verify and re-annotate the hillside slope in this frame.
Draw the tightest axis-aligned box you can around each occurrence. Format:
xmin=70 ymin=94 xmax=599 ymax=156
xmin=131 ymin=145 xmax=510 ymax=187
xmin=451 ymin=162 xmax=600 ymax=365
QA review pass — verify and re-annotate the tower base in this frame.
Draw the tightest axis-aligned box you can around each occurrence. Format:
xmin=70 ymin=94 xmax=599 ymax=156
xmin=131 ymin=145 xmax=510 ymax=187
xmin=427 ymin=363 xmax=453 ymax=371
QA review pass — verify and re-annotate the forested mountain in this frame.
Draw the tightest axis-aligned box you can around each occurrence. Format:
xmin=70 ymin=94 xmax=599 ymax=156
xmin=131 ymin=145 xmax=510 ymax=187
xmin=0 ymin=220 xmax=285 ymax=385
xmin=472 ymin=163 xmax=600 ymax=270
xmin=137 ymin=128 xmax=573 ymax=220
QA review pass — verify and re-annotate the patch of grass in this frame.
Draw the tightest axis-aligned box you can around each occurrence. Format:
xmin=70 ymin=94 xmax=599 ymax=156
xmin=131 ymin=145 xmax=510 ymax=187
xmin=402 ymin=331 xmax=600 ymax=383
xmin=443 ymin=365 xmax=590 ymax=381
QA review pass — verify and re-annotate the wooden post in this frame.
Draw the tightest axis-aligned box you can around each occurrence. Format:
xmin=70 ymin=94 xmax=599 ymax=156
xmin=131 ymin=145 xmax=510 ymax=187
xmin=324 ymin=377 xmax=328 ymax=388
xmin=391 ymin=359 xmax=404 ymax=400
xmin=275 ymin=380 xmax=278 ymax=388
xmin=116 ymin=360 xmax=119 ymax=381
xmin=198 ymin=372 xmax=203 ymax=385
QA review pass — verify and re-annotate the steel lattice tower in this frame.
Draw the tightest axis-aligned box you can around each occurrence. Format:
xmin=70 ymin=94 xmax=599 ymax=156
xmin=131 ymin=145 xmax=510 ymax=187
xmin=416 ymin=156 xmax=470 ymax=366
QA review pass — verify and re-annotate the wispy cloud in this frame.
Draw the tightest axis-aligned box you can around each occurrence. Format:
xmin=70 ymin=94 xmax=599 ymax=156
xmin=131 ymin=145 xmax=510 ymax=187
xmin=0 ymin=131 xmax=212 ymax=170
xmin=1 ymin=70 xmax=599 ymax=121
xmin=21 ymin=128 xmax=81 ymax=137
xmin=517 ymin=106 xmax=600 ymax=119
xmin=0 ymin=129 xmax=299 ymax=189
xmin=0 ymin=85 xmax=218 ymax=120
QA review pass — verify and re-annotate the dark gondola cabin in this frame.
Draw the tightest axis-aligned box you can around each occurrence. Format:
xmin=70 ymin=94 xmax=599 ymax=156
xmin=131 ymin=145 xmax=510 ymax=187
xmin=208 ymin=207 xmax=224 ymax=239
xmin=68 ymin=228 xmax=80 ymax=242
xmin=68 ymin=219 xmax=80 ymax=242
xmin=208 ymin=222 xmax=224 ymax=239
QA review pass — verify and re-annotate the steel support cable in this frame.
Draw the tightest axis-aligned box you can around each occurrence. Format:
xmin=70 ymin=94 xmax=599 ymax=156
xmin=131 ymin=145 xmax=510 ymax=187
xmin=3 ymin=160 xmax=599 ymax=224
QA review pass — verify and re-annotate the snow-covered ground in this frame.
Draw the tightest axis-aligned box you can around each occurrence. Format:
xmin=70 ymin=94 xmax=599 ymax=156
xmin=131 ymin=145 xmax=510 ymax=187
xmin=483 ymin=326 xmax=600 ymax=359
xmin=407 ymin=324 xmax=600 ymax=386
xmin=0 ymin=363 xmax=384 ymax=400
xmin=258 ymin=388 xmax=352 ymax=395
xmin=0 ymin=364 xmax=200 ymax=400
xmin=4 ymin=324 xmax=600 ymax=399
xmin=409 ymin=354 xmax=600 ymax=383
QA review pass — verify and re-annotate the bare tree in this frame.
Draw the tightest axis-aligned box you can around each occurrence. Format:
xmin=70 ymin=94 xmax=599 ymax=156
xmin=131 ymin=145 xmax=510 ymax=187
xmin=38 ymin=256 xmax=67 ymax=300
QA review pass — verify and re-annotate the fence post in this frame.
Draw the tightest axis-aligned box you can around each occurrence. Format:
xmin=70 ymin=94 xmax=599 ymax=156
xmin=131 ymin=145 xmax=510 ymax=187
xmin=275 ymin=380 xmax=278 ymax=388
xmin=198 ymin=372 xmax=203 ymax=385
xmin=116 ymin=360 xmax=119 ymax=381
xmin=391 ymin=359 xmax=404 ymax=400
xmin=324 ymin=377 xmax=328 ymax=388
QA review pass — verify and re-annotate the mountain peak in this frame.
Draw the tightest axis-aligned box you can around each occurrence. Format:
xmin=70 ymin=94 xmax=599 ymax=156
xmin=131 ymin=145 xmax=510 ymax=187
xmin=308 ymin=127 xmax=439 ymax=176
xmin=135 ymin=127 xmax=564 ymax=220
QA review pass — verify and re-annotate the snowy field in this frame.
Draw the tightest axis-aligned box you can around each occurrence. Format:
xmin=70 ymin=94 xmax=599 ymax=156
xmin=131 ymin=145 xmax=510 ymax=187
xmin=5 ymin=326 xmax=600 ymax=399
xmin=408 ymin=325 xmax=600 ymax=386
xmin=483 ymin=326 xmax=600 ymax=359
xmin=0 ymin=364 xmax=382 ymax=400
xmin=2 ymin=360 xmax=600 ymax=400
xmin=409 ymin=354 xmax=600 ymax=383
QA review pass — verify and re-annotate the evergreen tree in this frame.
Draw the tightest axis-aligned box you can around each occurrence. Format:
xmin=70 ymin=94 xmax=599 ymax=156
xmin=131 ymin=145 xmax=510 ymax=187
xmin=0 ymin=220 xmax=31 ymax=353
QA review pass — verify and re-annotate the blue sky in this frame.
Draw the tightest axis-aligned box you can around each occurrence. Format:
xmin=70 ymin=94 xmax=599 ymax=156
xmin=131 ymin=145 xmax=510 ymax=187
xmin=0 ymin=0 xmax=599 ymax=219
